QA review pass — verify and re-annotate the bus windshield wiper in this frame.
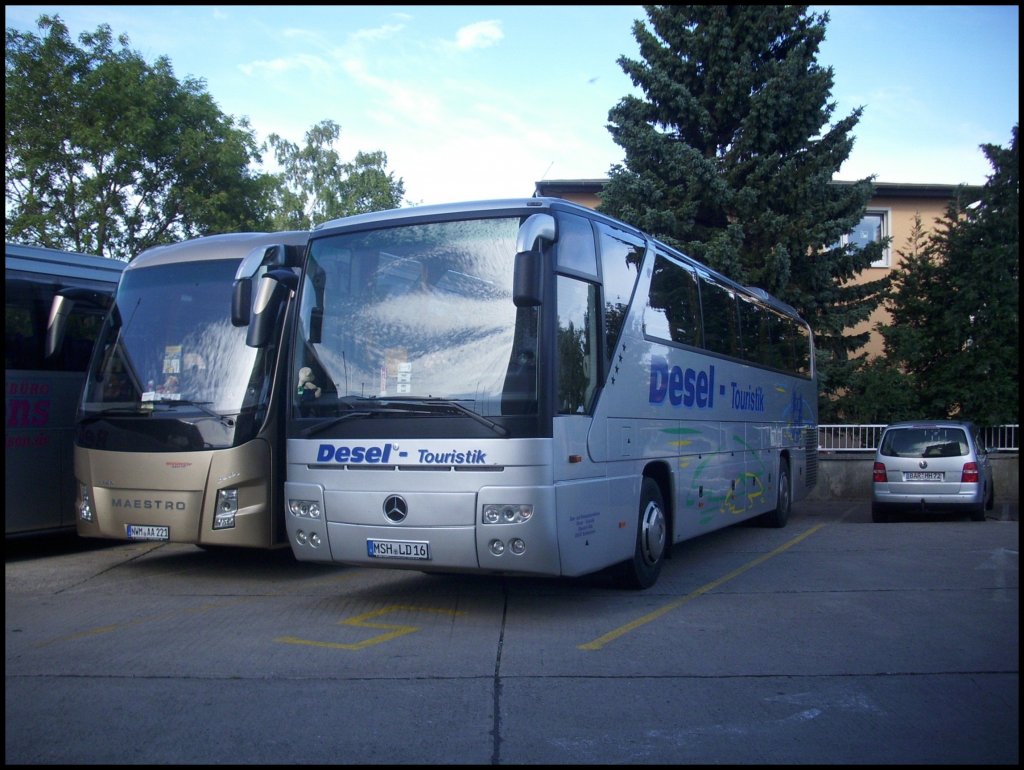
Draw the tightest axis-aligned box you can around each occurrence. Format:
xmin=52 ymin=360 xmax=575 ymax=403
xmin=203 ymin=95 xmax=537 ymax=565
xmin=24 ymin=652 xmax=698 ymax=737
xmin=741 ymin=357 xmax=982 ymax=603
xmin=147 ymin=398 xmax=236 ymax=426
xmin=376 ymin=397 xmax=509 ymax=437
xmin=78 ymin=406 xmax=153 ymax=424
xmin=297 ymin=396 xmax=507 ymax=438
xmin=297 ymin=397 xmax=430 ymax=438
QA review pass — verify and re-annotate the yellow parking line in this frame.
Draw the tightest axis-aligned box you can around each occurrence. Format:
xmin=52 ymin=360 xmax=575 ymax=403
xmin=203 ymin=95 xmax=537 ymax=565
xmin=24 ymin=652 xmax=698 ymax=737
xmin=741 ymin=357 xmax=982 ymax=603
xmin=33 ymin=571 xmax=355 ymax=648
xmin=34 ymin=600 xmax=242 ymax=648
xmin=276 ymin=604 xmax=466 ymax=650
xmin=579 ymin=522 xmax=828 ymax=651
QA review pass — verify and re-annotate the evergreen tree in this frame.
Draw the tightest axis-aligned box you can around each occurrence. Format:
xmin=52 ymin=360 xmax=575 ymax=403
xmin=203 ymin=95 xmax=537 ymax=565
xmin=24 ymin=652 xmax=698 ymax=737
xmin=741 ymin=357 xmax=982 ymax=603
xmin=265 ymin=119 xmax=405 ymax=230
xmin=880 ymin=126 xmax=1018 ymax=425
xmin=599 ymin=6 xmax=888 ymax=419
xmin=5 ymin=15 xmax=277 ymax=259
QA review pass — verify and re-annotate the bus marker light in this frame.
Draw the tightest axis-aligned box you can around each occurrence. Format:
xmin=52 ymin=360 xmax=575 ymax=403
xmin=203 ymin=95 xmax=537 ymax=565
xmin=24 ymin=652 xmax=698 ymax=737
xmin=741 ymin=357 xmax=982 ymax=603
xmin=296 ymin=530 xmax=307 ymax=545
xmin=489 ymin=539 xmax=505 ymax=555
xmin=509 ymin=538 xmax=526 ymax=555
xmin=309 ymin=532 xmax=321 ymax=547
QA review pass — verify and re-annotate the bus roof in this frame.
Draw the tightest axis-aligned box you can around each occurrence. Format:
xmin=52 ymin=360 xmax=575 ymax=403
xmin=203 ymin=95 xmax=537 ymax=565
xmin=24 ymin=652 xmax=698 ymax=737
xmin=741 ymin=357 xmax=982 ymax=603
xmin=126 ymin=231 xmax=310 ymax=270
xmin=313 ymin=197 xmax=646 ymax=237
xmin=5 ymin=242 xmax=126 ymax=285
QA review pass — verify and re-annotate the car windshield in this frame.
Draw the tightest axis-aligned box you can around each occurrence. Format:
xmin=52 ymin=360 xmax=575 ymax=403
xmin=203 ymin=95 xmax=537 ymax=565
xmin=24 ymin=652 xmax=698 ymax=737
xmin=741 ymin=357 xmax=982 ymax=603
xmin=880 ymin=427 xmax=969 ymax=458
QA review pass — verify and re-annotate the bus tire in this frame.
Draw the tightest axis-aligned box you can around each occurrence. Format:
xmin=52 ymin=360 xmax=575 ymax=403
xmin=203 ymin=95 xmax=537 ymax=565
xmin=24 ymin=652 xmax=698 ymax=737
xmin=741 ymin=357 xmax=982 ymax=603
xmin=760 ymin=458 xmax=791 ymax=528
xmin=617 ymin=477 xmax=667 ymax=590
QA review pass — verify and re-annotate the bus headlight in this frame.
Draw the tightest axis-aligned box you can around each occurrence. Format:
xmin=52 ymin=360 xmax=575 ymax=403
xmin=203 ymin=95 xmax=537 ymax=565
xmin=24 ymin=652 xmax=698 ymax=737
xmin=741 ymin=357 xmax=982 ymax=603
xmin=213 ymin=488 xmax=238 ymax=529
xmin=481 ymin=504 xmax=533 ymax=524
xmin=289 ymin=499 xmax=322 ymax=519
xmin=78 ymin=483 xmax=94 ymax=522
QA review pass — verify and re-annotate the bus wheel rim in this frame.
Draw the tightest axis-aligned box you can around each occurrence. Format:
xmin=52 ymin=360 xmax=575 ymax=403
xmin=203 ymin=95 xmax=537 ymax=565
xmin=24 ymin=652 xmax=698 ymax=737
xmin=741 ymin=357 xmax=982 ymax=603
xmin=640 ymin=500 xmax=666 ymax=566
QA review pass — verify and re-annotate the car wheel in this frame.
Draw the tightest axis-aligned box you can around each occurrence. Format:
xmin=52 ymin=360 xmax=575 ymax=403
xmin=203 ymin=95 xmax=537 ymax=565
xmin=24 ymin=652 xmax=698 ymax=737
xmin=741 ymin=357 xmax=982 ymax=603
xmin=871 ymin=503 xmax=888 ymax=523
xmin=616 ymin=477 xmax=667 ymax=590
xmin=970 ymin=504 xmax=985 ymax=522
xmin=985 ymin=481 xmax=995 ymax=511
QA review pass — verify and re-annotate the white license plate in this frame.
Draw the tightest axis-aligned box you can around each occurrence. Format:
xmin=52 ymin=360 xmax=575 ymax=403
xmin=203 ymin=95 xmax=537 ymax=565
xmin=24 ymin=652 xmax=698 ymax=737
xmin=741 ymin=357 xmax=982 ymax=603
xmin=367 ymin=539 xmax=430 ymax=560
xmin=905 ymin=471 xmax=943 ymax=481
xmin=126 ymin=524 xmax=170 ymax=540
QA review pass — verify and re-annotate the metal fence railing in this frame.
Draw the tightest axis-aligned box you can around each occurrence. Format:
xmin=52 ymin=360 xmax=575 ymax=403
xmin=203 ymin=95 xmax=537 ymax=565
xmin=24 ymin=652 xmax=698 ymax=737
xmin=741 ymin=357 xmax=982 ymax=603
xmin=818 ymin=424 xmax=1019 ymax=453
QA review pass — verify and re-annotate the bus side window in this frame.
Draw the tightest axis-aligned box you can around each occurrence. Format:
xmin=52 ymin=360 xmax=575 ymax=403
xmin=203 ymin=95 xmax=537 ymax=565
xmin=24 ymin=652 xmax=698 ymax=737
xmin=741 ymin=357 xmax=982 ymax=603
xmin=646 ymin=254 xmax=701 ymax=348
xmin=597 ymin=223 xmax=644 ymax=368
xmin=698 ymin=276 xmax=740 ymax=358
xmin=556 ymin=276 xmax=600 ymax=415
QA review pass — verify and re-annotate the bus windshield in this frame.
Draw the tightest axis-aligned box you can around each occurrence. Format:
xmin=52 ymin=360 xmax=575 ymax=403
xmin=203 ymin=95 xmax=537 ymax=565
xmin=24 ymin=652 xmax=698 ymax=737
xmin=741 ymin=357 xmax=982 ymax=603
xmin=295 ymin=216 xmax=539 ymax=426
xmin=83 ymin=259 xmax=271 ymax=446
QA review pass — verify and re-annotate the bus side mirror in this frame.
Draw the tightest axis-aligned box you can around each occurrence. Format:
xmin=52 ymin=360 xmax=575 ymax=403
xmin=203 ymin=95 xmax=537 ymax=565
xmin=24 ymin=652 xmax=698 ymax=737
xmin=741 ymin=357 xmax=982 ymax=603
xmin=45 ymin=294 xmax=74 ymax=360
xmin=246 ymin=269 xmax=299 ymax=348
xmin=45 ymin=288 xmax=112 ymax=359
xmin=231 ymin=277 xmax=252 ymax=327
xmin=233 ymin=242 xmax=305 ymax=328
xmin=513 ymin=213 xmax=555 ymax=308
xmin=513 ymin=250 xmax=542 ymax=307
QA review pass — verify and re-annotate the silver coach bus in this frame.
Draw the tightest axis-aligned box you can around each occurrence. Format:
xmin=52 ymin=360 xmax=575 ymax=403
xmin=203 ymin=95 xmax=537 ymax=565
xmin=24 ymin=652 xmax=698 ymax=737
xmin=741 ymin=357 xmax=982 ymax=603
xmin=248 ymin=199 xmax=818 ymax=588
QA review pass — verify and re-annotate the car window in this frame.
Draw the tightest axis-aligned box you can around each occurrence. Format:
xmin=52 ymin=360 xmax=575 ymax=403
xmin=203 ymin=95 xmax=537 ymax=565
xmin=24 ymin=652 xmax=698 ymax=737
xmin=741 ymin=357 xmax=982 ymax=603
xmin=879 ymin=428 xmax=970 ymax=458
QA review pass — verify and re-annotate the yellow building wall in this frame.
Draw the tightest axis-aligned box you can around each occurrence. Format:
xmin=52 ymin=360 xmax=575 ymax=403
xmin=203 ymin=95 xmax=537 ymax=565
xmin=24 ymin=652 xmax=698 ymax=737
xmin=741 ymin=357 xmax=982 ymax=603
xmin=846 ymin=193 xmax=951 ymax=358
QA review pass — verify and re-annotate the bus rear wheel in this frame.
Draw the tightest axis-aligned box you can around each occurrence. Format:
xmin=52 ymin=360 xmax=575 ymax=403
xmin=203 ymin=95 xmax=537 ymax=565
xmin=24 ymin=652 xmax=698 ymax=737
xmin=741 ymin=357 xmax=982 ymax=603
xmin=617 ymin=477 xmax=667 ymax=590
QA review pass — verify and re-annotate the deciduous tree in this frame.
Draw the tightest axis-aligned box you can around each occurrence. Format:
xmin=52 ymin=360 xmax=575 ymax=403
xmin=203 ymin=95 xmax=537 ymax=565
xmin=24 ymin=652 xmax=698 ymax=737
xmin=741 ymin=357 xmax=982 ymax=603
xmin=5 ymin=15 xmax=277 ymax=259
xmin=265 ymin=120 xmax=405 ymax=230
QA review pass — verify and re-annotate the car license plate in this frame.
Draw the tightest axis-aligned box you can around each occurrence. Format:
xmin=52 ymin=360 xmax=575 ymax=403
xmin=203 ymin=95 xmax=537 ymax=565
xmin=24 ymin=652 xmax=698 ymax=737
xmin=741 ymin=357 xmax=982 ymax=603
xmin=904 ymin=471 xmax=943 ymax=481
xmin=367 ymin=539 xmax=430 ymax=560
xmin=126 ymin=524 xmax=170 ymax=541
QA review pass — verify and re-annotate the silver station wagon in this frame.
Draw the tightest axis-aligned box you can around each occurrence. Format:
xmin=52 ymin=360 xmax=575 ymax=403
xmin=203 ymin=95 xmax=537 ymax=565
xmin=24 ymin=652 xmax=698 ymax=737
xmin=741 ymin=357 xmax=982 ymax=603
xmin=871 ymin=420 xmax=995 ymax=522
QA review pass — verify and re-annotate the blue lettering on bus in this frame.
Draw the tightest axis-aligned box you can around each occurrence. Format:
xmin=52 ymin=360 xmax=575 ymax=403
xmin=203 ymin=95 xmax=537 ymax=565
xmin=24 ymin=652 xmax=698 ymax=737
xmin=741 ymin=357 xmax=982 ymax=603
xmin=417 ymin=449 xmax=487 ymax=464
xmin=730 ymin=382 xmax=766 ymax=413
xmin=649 ymin=358 xmax=716 ymax=408
xmin=316 ymin=443 xmax=395 ymax=464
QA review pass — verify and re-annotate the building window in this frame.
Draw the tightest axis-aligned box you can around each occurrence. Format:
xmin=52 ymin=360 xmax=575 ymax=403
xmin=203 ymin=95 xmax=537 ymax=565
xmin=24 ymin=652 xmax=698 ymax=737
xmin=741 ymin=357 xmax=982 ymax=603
xmin=841 ymin=210 xmax=890 ymax=267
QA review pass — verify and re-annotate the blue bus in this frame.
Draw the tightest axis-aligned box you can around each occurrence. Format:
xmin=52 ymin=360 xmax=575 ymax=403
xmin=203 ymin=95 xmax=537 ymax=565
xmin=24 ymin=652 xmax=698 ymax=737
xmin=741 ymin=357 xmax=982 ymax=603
xmin=5 ymin=243 xmax=125 ymax=536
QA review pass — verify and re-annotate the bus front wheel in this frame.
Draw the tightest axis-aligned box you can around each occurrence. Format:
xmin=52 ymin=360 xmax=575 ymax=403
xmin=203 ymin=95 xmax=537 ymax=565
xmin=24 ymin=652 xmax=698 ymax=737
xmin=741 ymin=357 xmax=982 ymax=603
xmin=759 ymin=458 xmax=791 ymax=528
xmin=617 ymin=477 xmax=667 ymax=590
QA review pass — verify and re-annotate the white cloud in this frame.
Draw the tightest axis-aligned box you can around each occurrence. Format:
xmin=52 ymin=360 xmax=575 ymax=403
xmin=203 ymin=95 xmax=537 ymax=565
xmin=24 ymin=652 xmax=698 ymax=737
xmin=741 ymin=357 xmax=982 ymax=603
xmin=350 ymin=23 xmax=406 ymax=43
xmin=452 ymin=20 xmax=503 ymax=51
xmin=238 ymin=53 xmax=332 ymax=78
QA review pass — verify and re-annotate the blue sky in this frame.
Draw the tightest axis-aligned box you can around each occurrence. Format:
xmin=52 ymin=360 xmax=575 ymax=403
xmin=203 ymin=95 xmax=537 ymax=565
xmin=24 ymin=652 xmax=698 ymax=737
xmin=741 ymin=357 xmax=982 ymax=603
xmin=6 ymin=5 xmax=1019 ymax=206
